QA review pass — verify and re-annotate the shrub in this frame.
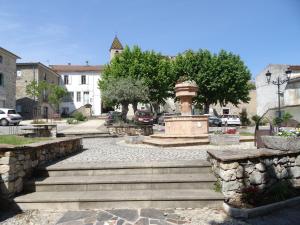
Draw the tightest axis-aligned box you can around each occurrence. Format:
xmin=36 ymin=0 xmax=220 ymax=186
xmin=73 ymin=112 xmax=86 ymax=121
xmin=239 ymin=109 xmax=251 ymax=126
xmin=67 ymin=118 xmax=78 ymax=124
xmin=214 ymin=180 xmax=222 ymax=193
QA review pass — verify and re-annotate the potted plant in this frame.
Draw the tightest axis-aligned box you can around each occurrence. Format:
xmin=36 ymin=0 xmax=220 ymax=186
xmin=261 ymin=128 xmax=300 ymax=151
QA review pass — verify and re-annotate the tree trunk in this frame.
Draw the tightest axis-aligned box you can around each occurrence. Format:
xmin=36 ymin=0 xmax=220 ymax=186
xmin=132 ymin=102 xmax=138 ymax=113
xmin=121 ymin=102 xmax=129 ymax=121
xmin=204 ymin=102 xmax=210 ymax=114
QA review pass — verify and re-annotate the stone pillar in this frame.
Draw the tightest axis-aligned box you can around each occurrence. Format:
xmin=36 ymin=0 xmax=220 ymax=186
xmin=180 ymin=96 xmax=193 ymax=116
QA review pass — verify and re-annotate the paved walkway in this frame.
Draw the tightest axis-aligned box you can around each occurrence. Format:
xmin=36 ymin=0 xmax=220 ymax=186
xmin=54 ymin=138 xmax=255 ymax=164
xmin=60 ymin=119 xmax=106 ymax=134
xmin=2 ymin=205 xmax=300 ymax=225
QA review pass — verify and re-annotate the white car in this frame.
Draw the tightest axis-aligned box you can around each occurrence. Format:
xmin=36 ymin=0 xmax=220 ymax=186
xmin=221 ymin=114 xmax=241 ymax=126
xmin=0 ymin=108 xmax=22 ymax=126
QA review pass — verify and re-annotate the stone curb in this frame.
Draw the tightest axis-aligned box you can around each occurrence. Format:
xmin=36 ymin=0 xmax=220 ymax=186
xmin=223 ymin=196 xmax=300 ymax=218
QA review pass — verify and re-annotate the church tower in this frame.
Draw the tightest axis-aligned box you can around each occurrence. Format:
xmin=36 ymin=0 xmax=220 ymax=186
xmin=109 ymin=36 xmax=124 ymax=61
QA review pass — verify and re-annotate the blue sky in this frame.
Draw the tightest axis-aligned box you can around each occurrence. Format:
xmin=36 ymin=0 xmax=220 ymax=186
xmin=1 ymin=0 xmax=299 ymax=77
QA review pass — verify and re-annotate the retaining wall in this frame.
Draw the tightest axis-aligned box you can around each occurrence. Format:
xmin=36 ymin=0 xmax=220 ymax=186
xmin=208 ymin=148 xmax=300 ymax=205
xmin=0 ymin=137 xmax=82 ymax=202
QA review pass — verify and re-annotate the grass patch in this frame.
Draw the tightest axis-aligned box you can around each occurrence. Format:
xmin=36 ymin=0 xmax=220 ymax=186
xmin=0 ymin=135 xmax=49 ymax=146
xmin=239 ymin=132 xmax=254 ymax=136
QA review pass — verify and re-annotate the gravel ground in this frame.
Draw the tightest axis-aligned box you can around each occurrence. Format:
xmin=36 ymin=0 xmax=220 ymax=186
xmin=58 ymin=138 xmax=255 ymax=163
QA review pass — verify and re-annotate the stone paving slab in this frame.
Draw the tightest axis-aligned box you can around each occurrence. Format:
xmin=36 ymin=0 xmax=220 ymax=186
xmin=3 ymin=205 xmax=300 ymax=225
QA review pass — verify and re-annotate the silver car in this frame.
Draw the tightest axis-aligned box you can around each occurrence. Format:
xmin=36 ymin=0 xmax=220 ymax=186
xmin=0 ymin=108 xmax=22 ymax=126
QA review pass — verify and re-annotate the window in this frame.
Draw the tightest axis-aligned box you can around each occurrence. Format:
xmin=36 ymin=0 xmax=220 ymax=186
xmin=81 ymin=75 xmax=86 ymax=84
xmin=222 ymin=108 xmax=229 ymax=115
xmin=64 ymin=75 xmax=69 ymax=84
xmin=63 ymin=92 xmax=74 ymax=102
xmin=17 ymin=70 xmax=22 ymax=77
xmin=0 ymin=73 xmax=3 ymax=86
xmin=0 ymin=110 xmax=4 ymax=114
xmin=44 ymin=73 xmax=47 ymax=81
xmin=83 ymin=91 xmax=89 ymax=104
xmin=0 ymin=55 xmax=2 ymax=63
xmin=76 ymin=92 xmax=81 ymax=102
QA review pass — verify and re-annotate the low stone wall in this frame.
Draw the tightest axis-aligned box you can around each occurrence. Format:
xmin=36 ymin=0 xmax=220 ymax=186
xmin=207 ymin=148 xmax=300 ymax=204
xmin=0 ymin=137 xmax=82 ymax=202
xmin=108 ymin=125 xmax=153 ymax=136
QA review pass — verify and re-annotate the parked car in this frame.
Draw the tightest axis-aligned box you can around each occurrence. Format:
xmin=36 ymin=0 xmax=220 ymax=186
xmin=134 ymin=110 xmax=154 ymax=125
xmin=208 ymin=115 xmax=222 ymax=127
xmin=157 ymin=113 xmax=177 ymax=126
xmin=221 ymin=114 xmax=241 ymax=126
xmin=105 ymin=111 xmax=122 ymax=126
xmin=0 ymin=108 xmax=22 ymax=126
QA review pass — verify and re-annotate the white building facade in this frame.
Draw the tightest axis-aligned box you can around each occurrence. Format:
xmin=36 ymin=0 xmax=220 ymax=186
xmin=51 ymin=65 xmax=103 ymax=116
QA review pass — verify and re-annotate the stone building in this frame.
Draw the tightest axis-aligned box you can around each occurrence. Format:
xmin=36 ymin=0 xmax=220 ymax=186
xmin=256 ymin=64 xmax=300 ymax=122
xmin=210 ymin=88 xmax=257 ymax=117
xmin=0 ymin=47 xmax=20 ymax=108
xmin=109 ymin=36 xmax=124 ymax=61
xmin=16 ymin=62 xmax=60 ymax=119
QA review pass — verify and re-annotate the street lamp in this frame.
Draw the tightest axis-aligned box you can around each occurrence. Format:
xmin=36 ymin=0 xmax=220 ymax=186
xmin=265 ymin=68 xmax=292 ymax=121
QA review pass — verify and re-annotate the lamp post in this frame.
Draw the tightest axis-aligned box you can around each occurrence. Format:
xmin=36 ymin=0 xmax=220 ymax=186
xmin=265 ymin=68 xmax=292 ymax=122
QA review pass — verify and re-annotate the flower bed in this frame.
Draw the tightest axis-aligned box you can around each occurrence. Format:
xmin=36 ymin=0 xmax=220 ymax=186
xmin=261 ymin=128 xmax=300 ymax=151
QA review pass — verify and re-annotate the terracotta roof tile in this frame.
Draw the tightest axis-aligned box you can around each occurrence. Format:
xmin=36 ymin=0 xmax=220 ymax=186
xmin=289 ymin=65 xmax=300 ymax=71
xmin=110 ymin=36 xmax=123 ymax=50
xmin=50 ymin=65 xmax=104 ymax=73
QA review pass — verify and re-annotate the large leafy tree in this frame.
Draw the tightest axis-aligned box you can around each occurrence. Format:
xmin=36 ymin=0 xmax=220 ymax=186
xmin=99 ymin=46 xmax=174 ymax=116
xmin=48 ymin=84 xmax=68 ymax=113
xmin=99 ymin=76 xmax=149 ymax=120
xmin=173 ymin=49 xmax=252 ymax=113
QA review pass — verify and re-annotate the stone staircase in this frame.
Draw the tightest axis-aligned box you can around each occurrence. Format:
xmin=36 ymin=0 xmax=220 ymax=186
xmin=14 ymin=160 xmax=224 ymax=210
xmin=143 ymin=134 xmax=210 ymax=147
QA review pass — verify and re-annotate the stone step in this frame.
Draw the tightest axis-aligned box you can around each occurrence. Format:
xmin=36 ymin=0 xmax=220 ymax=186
xmin=150 ymin=134 xmax=209 ymax=139
xmin=143 ymin=139 xmax=210 ymax=147
xmin=14 ymin=189 xmax=224 ymax=210
xmin=25 ymin=173 xmax=216 ymax=192
xmin=36 ymin=160 xmax=211 ymax=177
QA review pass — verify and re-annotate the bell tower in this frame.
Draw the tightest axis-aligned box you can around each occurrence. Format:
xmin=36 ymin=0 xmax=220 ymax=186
xmin=109 ymin=36 xmax=124 ymax=61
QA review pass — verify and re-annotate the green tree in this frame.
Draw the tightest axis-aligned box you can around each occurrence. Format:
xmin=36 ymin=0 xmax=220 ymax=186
xmin=172 ymin=49 xmax=252 ymax=113
xmin=99 ymin=76 xmax=149 ymax=120
xmin=26 ymin=80 xmax=48 ymax=100
xmin=100 ymin=46 xmax=175 ymax=114
xmin=48 ymin=84 xmax=68 ymax=113
xmin=239 ymin=108 xmax=251 ymax=126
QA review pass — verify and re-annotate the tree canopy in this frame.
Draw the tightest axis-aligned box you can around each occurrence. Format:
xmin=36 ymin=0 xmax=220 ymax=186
xmin=99 ymin=46 xmax=174 ymax=117
xmin=172 ymin=49 xmax=252 ymax=113
xmin=99 ymin=76 xmax=149 ymax=119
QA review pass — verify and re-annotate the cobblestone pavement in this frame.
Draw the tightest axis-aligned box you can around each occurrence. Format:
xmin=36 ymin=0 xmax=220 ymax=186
xmin=57 ymin=138 xmax=254 ymax=163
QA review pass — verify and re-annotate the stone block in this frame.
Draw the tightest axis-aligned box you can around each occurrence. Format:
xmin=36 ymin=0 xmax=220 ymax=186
xmin=219 ymin=162 xmax=239 ymax=170
xmin=255 ymin=163 xmax=266 ymax=172
xmin=289 ymin=167 xmax=300 ymax=178
xmin=0 ymin=157 xmax=17 ymax=165
xmin=14 ymin=177 xmax=23 ymax=193
xmin=18 ymin=154 xmax=25 ymax=161
xmin=18 ymin=170 xmax=26 ymax=177
xmin=278 ymin=157 xmax=288 ymax=164
xmin=220 ymin=169 xmax=236 ymax=181
xmin=1 ymin=173 xmax=16 ymax=182
xmin=0 ymin=165 xmax=10 ymax=173
xmin=222 ymin=180 xmax=242 ymax=192
xmin=236 ymin=166 xmax=244 ymax=179
xmin=245 ymin=165 xmax=255 ymax=174
xmin=295 ymin=156 xmax=300 ymax=166
xmin=249 ymin=171 xmax=267 ymax=184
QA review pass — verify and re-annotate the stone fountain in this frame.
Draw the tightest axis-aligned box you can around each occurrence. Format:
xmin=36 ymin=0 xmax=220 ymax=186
xmin=144 ymin=80 xmax=209 ymax=147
